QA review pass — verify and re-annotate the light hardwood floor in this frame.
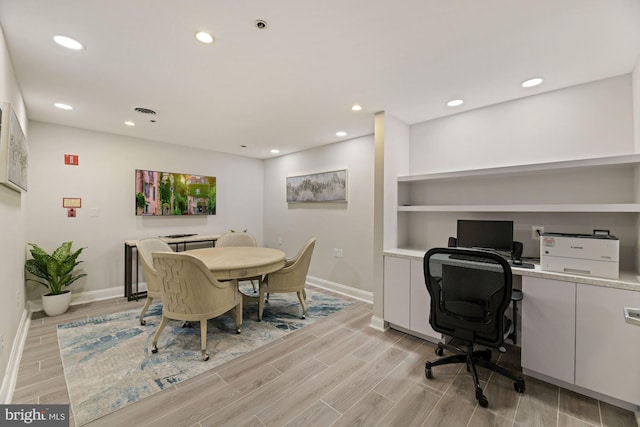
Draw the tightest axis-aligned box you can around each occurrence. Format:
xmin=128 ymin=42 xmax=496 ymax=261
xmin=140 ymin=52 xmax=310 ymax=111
xmin=12 ymin=287 xmax=638 ymax=427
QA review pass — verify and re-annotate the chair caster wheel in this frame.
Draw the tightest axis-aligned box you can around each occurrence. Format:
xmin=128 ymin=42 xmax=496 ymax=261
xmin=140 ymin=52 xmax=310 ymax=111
xmin=236 ymin=327 xmax=242 ymax=334
xmin=514 ymin=380 xmax=525 ymax=393
xmin=140 ymin=319 xmax=146 ymax=326
xmin=151 ymin=344 xmax=158 ymax=354
xmin=478 ymin=395 xmax=489 ymax=408
xmin=202 ymin=352 xmax=210 ymax=361
xmin=301 ymin=314 xmax=306 ymax=319
xmin=425 ymin=367 xmax=433 ymax=379
xmin=435 ymin=347 xmax=444 ymax=357
xmin=476 ymin=388 xmax=488 ymax=407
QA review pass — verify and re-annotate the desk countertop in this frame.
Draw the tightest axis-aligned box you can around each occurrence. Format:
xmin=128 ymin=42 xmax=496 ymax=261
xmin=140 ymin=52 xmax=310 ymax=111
xmin=384 ymin=247 xmax=640 ymax=292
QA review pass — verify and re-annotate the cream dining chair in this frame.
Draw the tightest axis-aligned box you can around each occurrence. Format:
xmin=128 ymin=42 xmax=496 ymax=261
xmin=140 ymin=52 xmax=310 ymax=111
xmin=151 ymin=251 xmax=242 ymax=361
xmin=259 ymin=237 xmax=316 ymax=321
xmin=136 ymin=238 xmax=173 ymax=325
xmin=216 ymin=231 xmax=261 ymax=292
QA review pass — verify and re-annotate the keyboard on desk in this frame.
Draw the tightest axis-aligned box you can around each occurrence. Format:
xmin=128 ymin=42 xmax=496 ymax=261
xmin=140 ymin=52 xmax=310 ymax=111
xmin=448 ymin=253 xmax=501 ymax=264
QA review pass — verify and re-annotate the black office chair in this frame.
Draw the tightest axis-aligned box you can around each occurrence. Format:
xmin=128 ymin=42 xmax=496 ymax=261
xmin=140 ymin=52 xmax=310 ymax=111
xmin=423 ymin=247 xmax=525 ymax=407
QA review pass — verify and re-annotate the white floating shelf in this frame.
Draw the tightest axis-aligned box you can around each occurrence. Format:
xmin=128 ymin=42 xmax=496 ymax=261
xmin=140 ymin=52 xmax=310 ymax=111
xmin=398 ymin=204 xmax=640 ymax=213
xmin=398 ymin=154 xmax=640 ymax=183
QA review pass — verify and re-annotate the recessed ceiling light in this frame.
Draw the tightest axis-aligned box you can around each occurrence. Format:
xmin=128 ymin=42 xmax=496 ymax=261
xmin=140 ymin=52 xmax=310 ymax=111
xmin=336 ymin=131 xmax=347 ymax=137
xmin=521 ymin=77 xmax=544 ymax=88
xmin=447 ymin=99 xmax=464 ymax=107
xmin=124 ymin=121 xmax=135 ymax=127
xmin=53 ymin=35 xmax=84 ymax=50
xmin=351 ymin=104 xmax=362 ymax=111
xmin=270 ymin=149 xmax=280 ymax=154
xmin=54 ymin=103 xmax=73 ymax=110
xmin=195 ymin=31 xmax=214 ymax=44
xmin=255 ymin=20 xmax=268 ymax=30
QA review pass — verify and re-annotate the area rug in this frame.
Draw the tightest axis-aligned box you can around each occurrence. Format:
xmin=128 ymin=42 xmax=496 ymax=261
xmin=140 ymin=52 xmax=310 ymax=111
xmin=57 ymin=287 xmax=352 ymax=426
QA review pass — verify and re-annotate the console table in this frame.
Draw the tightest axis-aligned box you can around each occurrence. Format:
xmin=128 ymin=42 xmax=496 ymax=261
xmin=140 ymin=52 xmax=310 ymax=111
xmin=124 ymin=234 xmax=220 ymax=300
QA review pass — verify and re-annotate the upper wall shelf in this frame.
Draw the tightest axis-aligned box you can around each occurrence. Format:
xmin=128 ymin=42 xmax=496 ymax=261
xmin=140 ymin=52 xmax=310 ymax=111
xmin=398 ymin=154 xmax=640 ymax=182
xmin=398 ymin=204 xmax=640 ymax=213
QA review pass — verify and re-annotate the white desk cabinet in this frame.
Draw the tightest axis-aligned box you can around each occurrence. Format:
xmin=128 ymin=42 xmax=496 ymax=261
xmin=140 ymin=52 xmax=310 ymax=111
xmin=521 ymin=276 xmax=576 ymax=384
xmin=409 ymin=259 xmax=440 ymax=340
xmin=575 ymin=283 xmax=640 ymax=405
xmin=384 ymin=256 xmax=411 ymax=329
xmin=383 ymin=255 xmax=439 ymax=341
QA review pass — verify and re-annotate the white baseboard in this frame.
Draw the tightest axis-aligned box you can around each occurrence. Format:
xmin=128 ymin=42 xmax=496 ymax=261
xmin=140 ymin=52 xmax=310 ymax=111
xmin=28 ymin=285 xmax=128 ymax=313
xmin=0 ymin=308 xmax=30 ymax=404
xmin=306 ymin=276 xmax=373 ymax=304
xmin=369 ymin=315 xmax=387 ymax=332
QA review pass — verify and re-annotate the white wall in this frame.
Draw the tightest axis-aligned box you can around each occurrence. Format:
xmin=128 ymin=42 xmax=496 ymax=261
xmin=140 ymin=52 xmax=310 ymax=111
xmin=410 ymin=74 xmax=635 ymax=174
xmin=0 ymin=25 xmax=28 ymax=401
xmin=401 ymin=74 xmax=638 ymax=266
xmin=634 ymin=58 xmax=640 ymax=152
xmin=25 ymin=122 xmax=264 ymax=300
xmin=263 ymin=136 xmax=374 ymax=294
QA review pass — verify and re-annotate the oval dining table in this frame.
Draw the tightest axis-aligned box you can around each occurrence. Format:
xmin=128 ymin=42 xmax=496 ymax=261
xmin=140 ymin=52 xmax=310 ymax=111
xmin=185 ymin=246 xmax=286 ymax=280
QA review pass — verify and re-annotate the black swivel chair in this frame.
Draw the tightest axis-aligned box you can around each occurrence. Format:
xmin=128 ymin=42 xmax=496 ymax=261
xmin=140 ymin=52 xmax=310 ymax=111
xmin=423 ymin=247 xmax=525 ymax=407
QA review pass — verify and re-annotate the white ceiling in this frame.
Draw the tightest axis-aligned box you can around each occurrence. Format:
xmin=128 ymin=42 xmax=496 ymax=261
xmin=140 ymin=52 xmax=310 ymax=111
xmin=1 ymin=0 xmax=639 ymax=159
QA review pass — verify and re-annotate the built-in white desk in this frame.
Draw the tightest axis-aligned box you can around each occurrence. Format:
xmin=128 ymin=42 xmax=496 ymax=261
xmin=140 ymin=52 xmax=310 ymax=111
xmin=383 ymin=248 xmax=640 ymax=412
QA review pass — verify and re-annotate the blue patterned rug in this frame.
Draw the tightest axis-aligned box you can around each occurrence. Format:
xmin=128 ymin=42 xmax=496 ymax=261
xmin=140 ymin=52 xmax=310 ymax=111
xmin=57 ymin=287 xmax=352 ymax=426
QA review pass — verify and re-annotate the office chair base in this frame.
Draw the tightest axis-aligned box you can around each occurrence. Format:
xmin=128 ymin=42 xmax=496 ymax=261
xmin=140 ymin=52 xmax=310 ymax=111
xmin=425 ymin=342 xmax=525 ymax=408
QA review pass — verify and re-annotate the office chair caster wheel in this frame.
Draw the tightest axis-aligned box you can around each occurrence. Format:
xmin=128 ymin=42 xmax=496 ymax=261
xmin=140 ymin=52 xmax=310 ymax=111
xmin=478 ymin=395 xmax=489 ymax=408
xmin=202 ymin=351 xmax=210 ymax=361
xmin=425 ymin=367 xmax=433 ymax=379
xmin=140 ymin=319 xmax=146 ymax=326
xmin=151 ymin=344 xmax=158 ymax=354
xmin=476 ymin=388 xmax=489 ymax=407
xmin=435 ymin=346 xmax=444 ymax=356
xmin=236 ymin=327 xmax=242 ymax=334
xmin=514 ymin=380 xmax=525 ymax=393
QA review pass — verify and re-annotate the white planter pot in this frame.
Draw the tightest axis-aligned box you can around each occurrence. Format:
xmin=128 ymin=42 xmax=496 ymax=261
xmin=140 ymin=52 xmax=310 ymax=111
xmin=42 ymin=291 xmax=71 ymax=316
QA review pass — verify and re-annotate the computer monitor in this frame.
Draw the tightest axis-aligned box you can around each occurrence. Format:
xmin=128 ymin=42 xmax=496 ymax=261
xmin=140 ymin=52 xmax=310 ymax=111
xmin=456 ymin=219 xmax=514 ymax=253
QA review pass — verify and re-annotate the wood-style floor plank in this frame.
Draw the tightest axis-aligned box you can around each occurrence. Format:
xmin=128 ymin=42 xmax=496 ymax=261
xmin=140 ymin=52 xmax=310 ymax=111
xmin=11 ymin=288 xmax=638 ymax=427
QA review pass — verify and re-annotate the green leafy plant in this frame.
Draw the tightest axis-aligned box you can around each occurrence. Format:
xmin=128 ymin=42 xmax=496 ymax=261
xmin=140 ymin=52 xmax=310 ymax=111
xmin=136 ymin=192 xmax=146 ymax=211
xmin=25 ymin=242 xmax=87 ymax=295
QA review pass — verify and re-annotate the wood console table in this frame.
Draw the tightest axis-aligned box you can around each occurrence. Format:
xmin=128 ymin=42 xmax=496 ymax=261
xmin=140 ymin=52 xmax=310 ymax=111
xmin=124 ymin=234 xmax=220 ymax=300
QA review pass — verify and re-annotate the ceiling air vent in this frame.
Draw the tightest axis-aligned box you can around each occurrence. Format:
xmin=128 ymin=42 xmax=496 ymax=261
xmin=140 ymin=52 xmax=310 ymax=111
xmin=134 ymin=107 xmax=156 ymax=115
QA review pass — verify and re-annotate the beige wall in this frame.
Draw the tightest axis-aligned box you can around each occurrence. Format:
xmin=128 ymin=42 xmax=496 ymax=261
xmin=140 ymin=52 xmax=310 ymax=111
xmin=0 ymin=25 xmax=28 ymax=402
xmin=25 ymin=122 xmax=264 ymax=300
xmin=263 ymin=135 xmax=374 ymax=297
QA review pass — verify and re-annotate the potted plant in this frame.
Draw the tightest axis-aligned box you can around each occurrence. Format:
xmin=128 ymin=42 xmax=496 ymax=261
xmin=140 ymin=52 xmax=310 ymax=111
xmin=24 ymin=241 xmax=87 ymax=316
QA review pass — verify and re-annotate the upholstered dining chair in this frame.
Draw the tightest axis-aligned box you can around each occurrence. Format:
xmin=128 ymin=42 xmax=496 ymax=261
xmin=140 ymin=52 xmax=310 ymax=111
xmin=136 ymin=238 xmax=173 ymax=325
xmin=258 ymin=237 xmax=316 ymax=321
xmin=151 ymin=251 xmax=242 ymax=361
xmin=216 ymin=231 xmax=261 ymax=292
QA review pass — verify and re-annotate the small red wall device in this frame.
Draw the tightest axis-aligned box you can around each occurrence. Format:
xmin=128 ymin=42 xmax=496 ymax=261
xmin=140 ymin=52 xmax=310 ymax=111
xmin=64 ymin=154 xmax=79 ymax=165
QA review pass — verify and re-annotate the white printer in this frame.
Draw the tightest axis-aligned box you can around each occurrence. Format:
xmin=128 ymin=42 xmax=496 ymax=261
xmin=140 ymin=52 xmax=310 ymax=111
xmin=540 ymin=232 xmax=619 ymax=279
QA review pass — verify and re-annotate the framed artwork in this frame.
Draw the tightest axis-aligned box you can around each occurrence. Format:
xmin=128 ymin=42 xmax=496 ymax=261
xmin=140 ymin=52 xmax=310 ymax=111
xmin=286 ymin=169 xmax=347 ymax=203
xmin=0 ymin=102 xmax=28 ymax=192
xmin=135 ymin=169 xmax=216 ymax=216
